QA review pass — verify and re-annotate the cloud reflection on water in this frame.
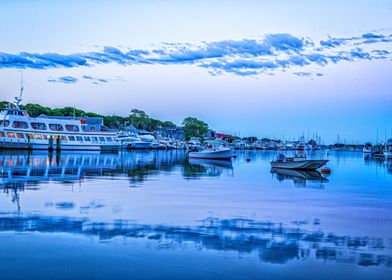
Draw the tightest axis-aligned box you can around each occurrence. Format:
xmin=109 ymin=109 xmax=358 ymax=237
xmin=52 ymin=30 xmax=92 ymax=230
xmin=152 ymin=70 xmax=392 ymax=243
xmin=0 ymin=214 xmax=390 ymax=267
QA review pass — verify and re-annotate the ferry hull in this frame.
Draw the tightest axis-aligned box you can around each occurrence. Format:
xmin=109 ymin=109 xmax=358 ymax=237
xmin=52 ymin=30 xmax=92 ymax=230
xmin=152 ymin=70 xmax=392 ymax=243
xmin=0 ymin=141 xmax=118 ymax=151
xmin=270 ymin=160 xmax=328 ymax=170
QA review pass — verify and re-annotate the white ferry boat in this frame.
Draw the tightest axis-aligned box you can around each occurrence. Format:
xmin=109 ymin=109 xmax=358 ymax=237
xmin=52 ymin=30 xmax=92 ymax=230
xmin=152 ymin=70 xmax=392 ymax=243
xmin=0 ymin=93 xmax=119 ymax=151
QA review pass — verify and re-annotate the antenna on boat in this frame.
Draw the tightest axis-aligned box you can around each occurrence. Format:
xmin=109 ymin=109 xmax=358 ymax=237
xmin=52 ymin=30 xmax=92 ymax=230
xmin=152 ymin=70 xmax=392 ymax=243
xmin=14 ymin=72 xmax=24 ymax=110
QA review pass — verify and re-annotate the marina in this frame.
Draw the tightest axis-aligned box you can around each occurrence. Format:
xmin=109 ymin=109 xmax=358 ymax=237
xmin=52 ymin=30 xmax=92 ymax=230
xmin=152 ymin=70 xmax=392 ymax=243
xmin=1 ymin=1 xmax=391 ymax=279
xmin=0 ymin=150 xmax=391 ymax=279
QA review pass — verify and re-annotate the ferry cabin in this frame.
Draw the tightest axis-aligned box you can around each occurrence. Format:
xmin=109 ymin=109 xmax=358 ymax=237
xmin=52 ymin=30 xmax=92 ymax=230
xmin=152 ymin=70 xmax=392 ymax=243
xmin=0 ymin=108 xmax=119 ymax=151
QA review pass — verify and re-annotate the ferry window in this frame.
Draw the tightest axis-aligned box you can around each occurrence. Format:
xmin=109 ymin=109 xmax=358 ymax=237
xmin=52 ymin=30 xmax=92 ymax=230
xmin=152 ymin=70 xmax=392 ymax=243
xmin=49 ymin=124 xmax=63 ymax=131
xmin=61 ymin=136 xmax=68 ymax=141
xmin=12 ymin=121 xmax=29 ymax=129
xmin=91 ymin=137 xmax=98 ymax=141
xmin=6 ymin=132 xmax=15 ymax=138
xmin=68 ymin=136 xmax=76 ymax=141
xmin=106 ymin=137 xmax=112 ymax=142
xmin=0 ymin=131 xmax=5 ymax=137
xmin=16 ymin=133 xmax=25 ymax=139
xmin=26 ymin=134 xmax=33 ymax=139
xmin=65 ymin=125 xmax=80 ymax=132
xmin=31 ymin=122 xmax=47 ymax=130
xmin=76 ymin=136 xmax=83 ymax=141
xmin=34 ymin=134 xmax=42 ymax=139
xmin=84 ymin=136 xmax=91 ymax=141
xmin=99 ymin=137 xmax=105 ymax=141
xmin=42 ymin=134 xmax=49 ymax=140
xmin=0 ymin=120 xmax=10 ymax=127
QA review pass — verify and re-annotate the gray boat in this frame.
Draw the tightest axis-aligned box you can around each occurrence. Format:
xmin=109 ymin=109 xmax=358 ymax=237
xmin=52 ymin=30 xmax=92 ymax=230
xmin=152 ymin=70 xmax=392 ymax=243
xmin=271 ymin=154 xmax=328 ymax=170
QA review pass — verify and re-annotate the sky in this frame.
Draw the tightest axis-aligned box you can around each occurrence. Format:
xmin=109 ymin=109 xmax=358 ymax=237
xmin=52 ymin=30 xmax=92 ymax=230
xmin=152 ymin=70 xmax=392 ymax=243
xmin=0 ymin=0 xmax=391 ymax=143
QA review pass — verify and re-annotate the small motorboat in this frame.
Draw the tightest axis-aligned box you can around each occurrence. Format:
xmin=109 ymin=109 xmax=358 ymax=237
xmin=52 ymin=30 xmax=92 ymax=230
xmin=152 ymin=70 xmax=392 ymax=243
xmin=363 ymin=142 xmax=373 ymax=154
xmin=189 ymin=147 xmax=233 ymax=160
xmin=270 ymin=154 xmax=328 ymax=170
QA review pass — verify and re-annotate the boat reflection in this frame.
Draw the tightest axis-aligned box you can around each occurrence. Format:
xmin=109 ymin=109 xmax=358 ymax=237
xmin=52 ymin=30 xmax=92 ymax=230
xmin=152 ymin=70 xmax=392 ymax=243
xmin=183 ymin=158 xmax=234 ymax=179
xmin=0 ymin=151 xmax=187 ymax=188
xmin=364 ymin=154 xmax=392 ymax=174
xmin=0 ymin=213 xmax=390 ymax=267
xmin=0 ymin=151 xmax=236 ymax=196
xmin=271 ymin=168 xmax=328 ymax=188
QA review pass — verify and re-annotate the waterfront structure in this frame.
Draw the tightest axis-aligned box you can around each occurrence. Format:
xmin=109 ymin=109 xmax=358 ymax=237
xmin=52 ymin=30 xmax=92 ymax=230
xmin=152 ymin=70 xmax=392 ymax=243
xmin=0 ymin=97 xmax=119 ymax=151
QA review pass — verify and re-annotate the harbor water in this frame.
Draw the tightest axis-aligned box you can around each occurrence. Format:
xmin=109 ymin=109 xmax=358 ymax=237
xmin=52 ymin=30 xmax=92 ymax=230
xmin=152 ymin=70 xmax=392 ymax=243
xmin=0 ymin=150 xmax=391 ymax=280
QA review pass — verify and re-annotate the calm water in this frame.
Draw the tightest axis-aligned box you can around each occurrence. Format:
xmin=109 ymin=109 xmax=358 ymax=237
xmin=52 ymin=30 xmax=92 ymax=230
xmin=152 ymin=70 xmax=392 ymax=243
xmin=0 ymin=150 xmax=391 ymax=280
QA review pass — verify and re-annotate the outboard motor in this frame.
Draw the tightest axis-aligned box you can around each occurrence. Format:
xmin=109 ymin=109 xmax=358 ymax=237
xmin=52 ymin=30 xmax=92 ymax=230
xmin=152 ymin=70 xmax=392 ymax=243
xmin=277 ymin=154 xmax=285 ymax=162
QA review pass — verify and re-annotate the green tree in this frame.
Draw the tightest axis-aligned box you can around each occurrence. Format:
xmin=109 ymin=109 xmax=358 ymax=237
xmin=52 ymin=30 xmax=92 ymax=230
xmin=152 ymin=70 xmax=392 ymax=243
xmin=104 ymin=115 xmax=127 ymax=129
xmin=127 ymin=109 xmax=151 ymax=130
xmin=0 ymin=101 xmax=13 ymax=110
xmin=161 ymin=121 xmax=176 ymax=128
xmin=22 ymin=103 xmax=52 ymax=117
xmin=182 ymin=117 xmax=209 ymax=141
xmin=127 ymin=109 xmax=166 ymax=131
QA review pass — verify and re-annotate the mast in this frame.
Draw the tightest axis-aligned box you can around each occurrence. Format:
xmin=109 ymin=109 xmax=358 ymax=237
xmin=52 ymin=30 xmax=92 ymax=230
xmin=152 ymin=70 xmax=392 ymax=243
xmin=14 ymin=72 xmax=24 ymax=110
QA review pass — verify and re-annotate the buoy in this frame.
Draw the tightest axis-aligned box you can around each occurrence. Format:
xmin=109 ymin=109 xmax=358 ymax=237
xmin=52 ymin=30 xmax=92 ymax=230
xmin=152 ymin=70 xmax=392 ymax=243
xmin=232 ymin=155 xmax=238 ymax=158
xmin=246 ymin=158 xmax=251 ymax=162
xmin=320 ymin=166 xmax=331 ymax=175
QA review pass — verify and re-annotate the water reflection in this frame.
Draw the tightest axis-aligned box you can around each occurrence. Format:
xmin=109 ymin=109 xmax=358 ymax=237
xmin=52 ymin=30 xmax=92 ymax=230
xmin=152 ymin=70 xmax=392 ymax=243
xmin=364 ymin=155 xmax=392 ymax=174
xmin=0 ymin=151 xmax=236 ymax=189
xmin=183 ymin=158 xmax=233 ymax=179
xmin=0 ymin=213 xmax=390 ymax=267
xmin=271 ymin=168 xmax=328 ymax=188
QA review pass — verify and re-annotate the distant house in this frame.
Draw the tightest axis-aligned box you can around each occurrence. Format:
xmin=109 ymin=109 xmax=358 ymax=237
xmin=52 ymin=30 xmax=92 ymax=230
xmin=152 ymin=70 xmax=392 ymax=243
xmin=124 ymin=125 xmax=150 ymax=134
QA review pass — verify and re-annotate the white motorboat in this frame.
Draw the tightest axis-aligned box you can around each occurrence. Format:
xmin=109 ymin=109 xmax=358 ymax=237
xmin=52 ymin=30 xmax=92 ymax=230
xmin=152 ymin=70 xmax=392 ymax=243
xmin=189 ymin=147 xmax=233 ymax=160
xmin=363 ymin=142 xmax=373 ymax=154
xmin=270 ymin=154 xmax=328 ymax=170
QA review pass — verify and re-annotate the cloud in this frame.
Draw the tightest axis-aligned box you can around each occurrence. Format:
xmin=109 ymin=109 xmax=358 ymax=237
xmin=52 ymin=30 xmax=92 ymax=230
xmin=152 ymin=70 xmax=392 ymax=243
xmin=82 ymin=75 xmax=108 ymax=85
xmin=48 ymin=76 xmax=78 ymax=84
xmin=320 ymin=38 xmax=345 ymax=48
xmin=2 ymin=32 xmax=392 ymax=77
xmin=293 ymin=72 xmax=312 ymax=77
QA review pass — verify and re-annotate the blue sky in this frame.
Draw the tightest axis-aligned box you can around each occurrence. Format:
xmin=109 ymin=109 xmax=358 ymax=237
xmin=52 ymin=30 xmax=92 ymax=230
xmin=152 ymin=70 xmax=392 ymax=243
xmin=1 ymin=0 xmax=391 ymax=143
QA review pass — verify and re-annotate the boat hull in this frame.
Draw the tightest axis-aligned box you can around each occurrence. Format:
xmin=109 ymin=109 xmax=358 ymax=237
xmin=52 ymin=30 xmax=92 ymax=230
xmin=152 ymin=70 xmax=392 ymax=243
xmin=189 ymin=149 xmax=233 ymax=160
xmin=0 ymin=141 xmax=118 ymax=151
xmin=271 ymin=168 xmax=327 ymax=181
xmin=270 ymin=160 xmax=328 ymax=170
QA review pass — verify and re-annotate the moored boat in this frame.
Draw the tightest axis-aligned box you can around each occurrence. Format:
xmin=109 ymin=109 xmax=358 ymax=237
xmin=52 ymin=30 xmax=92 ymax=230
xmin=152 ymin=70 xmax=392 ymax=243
xmin=363 ymin=142 xmax=373 ymax=154
xmin=0 ymin=92 xmax=119 ymax=151
xmin=270 ymin=154 xmax=328 ymax=170
xmin=189 ymin=147 xmax=233 ymax=160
